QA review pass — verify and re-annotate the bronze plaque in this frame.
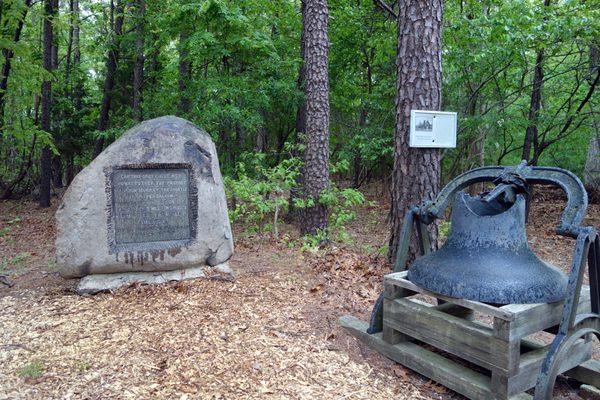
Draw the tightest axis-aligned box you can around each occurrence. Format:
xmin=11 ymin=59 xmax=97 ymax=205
xmin=110 ymin=168 xmax=192 ymax=248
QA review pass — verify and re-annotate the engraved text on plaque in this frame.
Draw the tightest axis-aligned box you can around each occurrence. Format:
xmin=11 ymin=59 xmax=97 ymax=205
xmin=111 ymin=168 xmax=191 ymax=246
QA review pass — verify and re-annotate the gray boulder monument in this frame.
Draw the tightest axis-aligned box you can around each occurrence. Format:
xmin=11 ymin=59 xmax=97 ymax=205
xmin=56 ymin=116 xmax=234 ymax=294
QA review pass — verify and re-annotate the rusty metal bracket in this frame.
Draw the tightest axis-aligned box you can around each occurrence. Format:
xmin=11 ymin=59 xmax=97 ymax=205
xmin=417 ymin=162 xmax=587 ymax=239
xmin=534 ymin=230 xmax=600 ymax=399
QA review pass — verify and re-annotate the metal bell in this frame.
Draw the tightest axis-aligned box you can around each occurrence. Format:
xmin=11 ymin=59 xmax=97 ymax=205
xmin=407 ymin=192 xmax=568 ymax=304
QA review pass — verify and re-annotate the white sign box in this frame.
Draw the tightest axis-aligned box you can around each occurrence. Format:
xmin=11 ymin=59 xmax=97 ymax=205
xmin=409 ymin=110 xmax=457 ymax=148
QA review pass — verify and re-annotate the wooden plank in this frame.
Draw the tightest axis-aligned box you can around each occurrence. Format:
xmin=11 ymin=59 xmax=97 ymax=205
xmin=339 ymin=315 xmax=494 ymax=400
xmin=384 ymin=297 xmax=517 ymax=373
xmin=385 ymin=272 xmax=516 ymax=321
xmin=411 ymin=298 xmax=475 ymax=320
xmin=383 ymin=279 xmax=416 ymax=300
xmin=506 ymin=338 xmax=592 ymax=396
xmin=436 ymin=302 xmax=476 ymax=320
xmin=498 ymin=287 xmax=591 ymax=341
xmin=565 ymin=359 xmax=600 ymax=388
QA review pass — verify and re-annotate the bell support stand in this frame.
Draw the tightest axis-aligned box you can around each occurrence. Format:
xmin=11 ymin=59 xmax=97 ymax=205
xmin=339 ymin=162 xmax=600 ymax=399
xmin=534 ymin=227 xmax=600 ymax=399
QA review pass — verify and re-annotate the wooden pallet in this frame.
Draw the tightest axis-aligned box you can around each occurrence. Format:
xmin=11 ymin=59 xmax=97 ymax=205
xmin=340 ymin=271 xmax=600 ymax=400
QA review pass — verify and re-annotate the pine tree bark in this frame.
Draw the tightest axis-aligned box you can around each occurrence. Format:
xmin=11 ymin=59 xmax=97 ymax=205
xmin=39 ymin=0 xmax=56 ymax=207
xmin=388 ymin=0 xmax=443 ymax=262
xmin=300 ymin=0 xmax=330 ymax=235
xmin=178 ymin=30 xmax=192 ymax=115
xmin=132 ymin=0 xmax=145 ymax=121
xmin=92 ymin=0 xmax=124 ymax=159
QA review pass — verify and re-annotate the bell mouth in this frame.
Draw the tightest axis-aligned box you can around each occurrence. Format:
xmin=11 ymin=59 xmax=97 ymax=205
xmin=461 ymin=192 xmax=522 ymax=217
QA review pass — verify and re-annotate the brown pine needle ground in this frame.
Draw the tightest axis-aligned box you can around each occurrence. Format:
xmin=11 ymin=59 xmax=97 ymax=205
xmin=0 ymin=187 xmax=598 ymax=399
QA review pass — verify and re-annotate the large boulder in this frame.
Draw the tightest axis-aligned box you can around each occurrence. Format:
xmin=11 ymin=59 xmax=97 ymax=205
xmin=56 ymin=116 xmax=234 ymax=280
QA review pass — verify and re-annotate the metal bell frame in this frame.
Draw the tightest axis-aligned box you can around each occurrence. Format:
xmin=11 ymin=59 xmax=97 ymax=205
xmin=367 ymin=161 xmax=600 ymax=399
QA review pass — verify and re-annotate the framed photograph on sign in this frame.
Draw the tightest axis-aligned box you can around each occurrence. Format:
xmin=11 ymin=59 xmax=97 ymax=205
xmin=409 ymin=110 xmax=457 ymax=148
xmin=414 ymin=115 xmax=434 ymax=132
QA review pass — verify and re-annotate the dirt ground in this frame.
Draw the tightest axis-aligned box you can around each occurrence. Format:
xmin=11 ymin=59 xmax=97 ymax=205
xmin=0 ymin=187 xmax=598 ymax=400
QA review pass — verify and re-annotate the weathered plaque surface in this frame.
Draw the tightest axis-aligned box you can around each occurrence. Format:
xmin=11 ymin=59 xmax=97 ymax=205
xmin=107 ymin=165 xmax=197 ymax=252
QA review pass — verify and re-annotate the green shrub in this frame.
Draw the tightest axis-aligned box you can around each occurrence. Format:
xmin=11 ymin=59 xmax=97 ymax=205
xmin=18 ymin=362 xmax=44 ymax=380
xmin=225 ymin=150 xmax=301 ymax=238
xmin=225 ymin=153 xmax=365 ymax=245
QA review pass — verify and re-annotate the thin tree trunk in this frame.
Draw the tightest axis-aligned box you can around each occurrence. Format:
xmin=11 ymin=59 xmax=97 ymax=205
xmin=287 ymin=0 xmax=307 ymax=223
xmin=178 ymin=30 xmax=192 ymax=115
xmin=255 ymin=124 xmax=267 ymax=153
xmin=353 ymin=107 xmax=367 ymax=188
xmin=92 ymin=0 xmax=124 ymax=159
xmin=65 ymin=0 xmax=75 ymax=82
xmin=466 ymin=94 xmax=485 ymax=195
xmin=132 ymin=0 xmax=145 ymax=121
xmin=0 ymin=0 xmax=32 ymax=136
xmin=39 ymin=0 xmax=56 ymax=207
xmin=353 ymin=46 xmax=373 ymax=188
xmin=73 ymin=0 xmax=82 ymax=111
xmin=147 ymin=32 xmax=160 ymax=89
xmin=52 ymin=155 xmax=62 ymax=187
xmin=522 ymin=49 xmax=544 ymax=163
xmin=49 ymin=0 xmax=60 ymax=189
xmin=300 ymin=0 xmax=330 ymax=236
xmin=522 ymin=0 xmax=550 ymax=164
xmin=66 ymin=155 xmax=75 ymax=185
xmin=295 ymin=0 xmax=308 ymax=140
xmin=388 ymin=0 xmax=443 ymax=262
xmin=51 ymin=0 xmax=59 ymax=69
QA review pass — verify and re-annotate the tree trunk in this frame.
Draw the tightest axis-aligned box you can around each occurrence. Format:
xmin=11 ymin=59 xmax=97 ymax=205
xmin=52 ymin=155 xmax=62 ymax=187
xmin=147 ymin=33 xmax=160 ymax=89
xmin=287 ymin=0 xmax=307 ymax=223
xmin=65 ymin=0 xmax=74 ymax=82
xmin=0 ymin=0 xmax=32 ymax=136
xmin=255 ymin=124 xmax=267 ymax=153
xmin=466 ymin=94 xmax=485 ymax=195
xmin=132 ymin=0 xmax=145 ymax=121
xmin=73 ymin=0 xmax=82 ymax=111
xmin=178 ymin=30 xmax=192 ymax=115
xmin=295 ymin=0 xmax=308 ymax=140
xmin=353 ymin=46 xmax=373 ymax=188
xmin=299 ymin=0 xmax=330 ymax=236
xmin=39 ymin=0 xmax=56 ymax=208
xmin=51 ymin=0 xmax=59 ymax=69
xmin=66 ymin=155 xmax=75 ymax=185
xmin=522 ymin=0 xmax=550 ymax=164
xmin=522 ymin=48 xmax=544 ymax=163
xmin=92 ymin=0 xmax=124 ymax=159
xmin=585 ymin=136 xmax=600 ymax=190
xmin=388 ymin=0 xmax=443 ymax=262
xmin=353 ymin=107 xmax=367 ymax=188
